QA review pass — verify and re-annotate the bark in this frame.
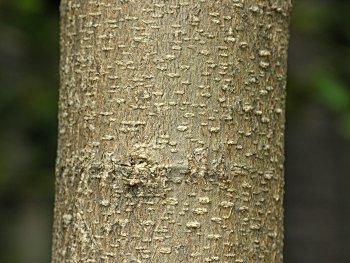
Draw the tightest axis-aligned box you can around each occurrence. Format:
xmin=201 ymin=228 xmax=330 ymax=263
xmin=52 ymin=0 xmax=291 ymax=262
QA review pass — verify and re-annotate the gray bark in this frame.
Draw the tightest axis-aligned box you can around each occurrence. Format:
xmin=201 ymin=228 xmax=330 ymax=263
xmin=52 ymin=1 xmax=291 ymax=262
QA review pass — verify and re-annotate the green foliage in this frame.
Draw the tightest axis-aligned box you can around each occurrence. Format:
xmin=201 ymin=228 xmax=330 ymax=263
xmin=292 ymin=3 xmax=335 ymax=34
xmin=314 ymin=71 xmax=350 ymax=112
xmin=0 ymin=0 xmax=59 ymax=193
xmin=341 ymin=113 xmax=350 ymax=138
xmin=11 ymin=0 xmax=45 ymax=13
xmin=288 ymin=0 xmax=350 ymax=136
xmin=311 ymin=71 xmax=350 ymax=138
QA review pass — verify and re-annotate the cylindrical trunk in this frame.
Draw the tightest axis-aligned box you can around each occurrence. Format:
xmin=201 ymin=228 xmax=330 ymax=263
xmin=52 ymin=1 xmax=291 ymax=262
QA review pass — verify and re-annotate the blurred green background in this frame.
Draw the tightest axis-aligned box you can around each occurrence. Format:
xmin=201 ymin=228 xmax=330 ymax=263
xmin=0 ymin=0 xmax=349 ymax=262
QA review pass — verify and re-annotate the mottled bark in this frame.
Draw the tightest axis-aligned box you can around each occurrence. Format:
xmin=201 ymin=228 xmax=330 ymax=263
xmin=52 ymin=0 xmax=291 ymax=262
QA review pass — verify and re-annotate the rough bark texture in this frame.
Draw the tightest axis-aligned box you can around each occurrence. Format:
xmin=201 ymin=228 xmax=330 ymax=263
xmin=52 ymin=0 xmax=291 ymax=262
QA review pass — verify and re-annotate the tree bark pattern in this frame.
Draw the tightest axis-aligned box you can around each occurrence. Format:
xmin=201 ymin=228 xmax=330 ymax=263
xmin=52 ymin=0 xmax=291 ymax=262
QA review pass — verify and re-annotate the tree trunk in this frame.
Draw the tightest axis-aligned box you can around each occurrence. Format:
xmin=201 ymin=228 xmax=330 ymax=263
xmin=52 ymin=1 xmax=291 ymax=262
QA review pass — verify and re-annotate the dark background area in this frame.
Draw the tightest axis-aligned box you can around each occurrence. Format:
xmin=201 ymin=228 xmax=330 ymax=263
xmin=0 ymin=0 xmax=349 ymax=262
